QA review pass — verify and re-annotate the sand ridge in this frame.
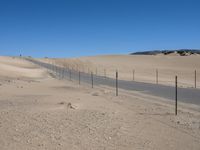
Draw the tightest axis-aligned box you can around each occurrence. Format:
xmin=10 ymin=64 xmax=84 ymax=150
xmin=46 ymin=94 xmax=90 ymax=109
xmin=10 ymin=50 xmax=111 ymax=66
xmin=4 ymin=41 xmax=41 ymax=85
xmin=0 ymin=56 xmax=48 ymax=79
xmin=46 ymin=55 xmax=200 ymax=88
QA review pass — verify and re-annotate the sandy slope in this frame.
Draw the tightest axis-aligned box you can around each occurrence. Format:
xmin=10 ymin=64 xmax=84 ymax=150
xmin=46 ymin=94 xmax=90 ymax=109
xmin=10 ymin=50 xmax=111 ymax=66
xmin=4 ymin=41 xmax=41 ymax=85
xmin=0 ymin=56 xmax=48 ymax=79
xmin=47 ymin=55 xmax=200 ymax=88
xmin=0 ymin=56 xmax=200 ymax=150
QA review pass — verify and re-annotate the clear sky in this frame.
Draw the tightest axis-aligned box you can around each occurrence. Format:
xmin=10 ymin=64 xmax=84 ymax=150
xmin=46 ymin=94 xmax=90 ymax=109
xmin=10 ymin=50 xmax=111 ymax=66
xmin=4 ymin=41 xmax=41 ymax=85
xmin=0 ymin=0 xmax=199 ymax=57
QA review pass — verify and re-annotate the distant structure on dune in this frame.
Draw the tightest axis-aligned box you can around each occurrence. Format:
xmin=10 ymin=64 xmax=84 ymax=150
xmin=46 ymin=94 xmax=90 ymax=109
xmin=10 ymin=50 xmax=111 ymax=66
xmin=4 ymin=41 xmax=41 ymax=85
xmin=130 ymin=49 xmax=200 ymax=56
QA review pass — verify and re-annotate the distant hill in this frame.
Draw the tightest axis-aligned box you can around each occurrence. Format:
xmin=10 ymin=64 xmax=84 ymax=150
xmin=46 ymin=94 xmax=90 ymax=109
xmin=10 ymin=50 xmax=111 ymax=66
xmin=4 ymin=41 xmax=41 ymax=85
xmin=130 ymin=49 xmax=200 ymax=56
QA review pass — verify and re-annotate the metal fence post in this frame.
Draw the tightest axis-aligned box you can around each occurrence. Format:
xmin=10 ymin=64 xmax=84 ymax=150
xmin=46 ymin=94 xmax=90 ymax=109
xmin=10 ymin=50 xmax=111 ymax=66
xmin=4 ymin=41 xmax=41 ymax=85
xmin=195 ymin=70 xmax=197 ymax=88
xmin=133 ymin=69 xmax=135 ymax=81
xmin=79 ymin=71 xmax=81 ymax=85
xmin=59 ymin=67 xmax=62 ymax=79
xmin=62 ymin=68 xmax=65 ymax=79
xmin=56 ymin=66 xmax=58 ymax=77
xmin=175 ymin=76 xmax=178 ymax=115
xmin=116 ymin=70 xmax=118 ymax=96
xmin=91 ymin=72 xmax=93 ymax=88
xmin=156 ymin=69 xmax=158 ymax=84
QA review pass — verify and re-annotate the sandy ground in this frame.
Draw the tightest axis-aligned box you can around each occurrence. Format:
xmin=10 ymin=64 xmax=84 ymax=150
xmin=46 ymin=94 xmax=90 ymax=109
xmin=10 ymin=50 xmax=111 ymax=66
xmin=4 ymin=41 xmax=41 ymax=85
xmin=0 ymin=56 xmax=200 ymax=150
xmin=45 ymin=55 xmax=200 ymax=88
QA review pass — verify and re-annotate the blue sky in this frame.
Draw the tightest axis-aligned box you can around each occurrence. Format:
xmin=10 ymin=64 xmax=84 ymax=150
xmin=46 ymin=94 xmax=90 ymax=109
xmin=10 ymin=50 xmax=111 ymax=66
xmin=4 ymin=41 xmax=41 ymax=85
xmin=0 ymin=0 xmax=199 ymax=57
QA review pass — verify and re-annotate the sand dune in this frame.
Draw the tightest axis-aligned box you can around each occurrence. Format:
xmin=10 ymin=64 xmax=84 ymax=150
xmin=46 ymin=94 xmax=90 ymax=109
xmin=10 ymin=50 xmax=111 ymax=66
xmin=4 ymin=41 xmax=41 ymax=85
xmin=0 ymin=56 xmax=48 ymax=79
xmin=48 ymin=55 xmax=200 ymax=88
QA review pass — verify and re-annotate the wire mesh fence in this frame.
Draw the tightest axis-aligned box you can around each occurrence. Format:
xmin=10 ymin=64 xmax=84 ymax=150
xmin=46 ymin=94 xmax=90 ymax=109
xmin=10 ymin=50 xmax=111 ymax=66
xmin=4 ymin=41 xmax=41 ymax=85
xmin=24 ymin=57 xmax=200 ymax=115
